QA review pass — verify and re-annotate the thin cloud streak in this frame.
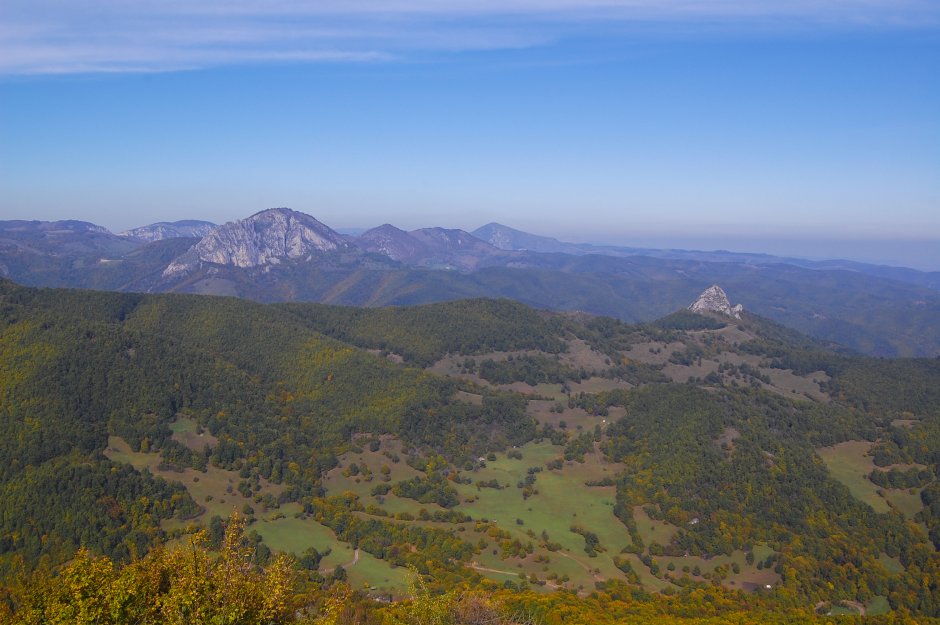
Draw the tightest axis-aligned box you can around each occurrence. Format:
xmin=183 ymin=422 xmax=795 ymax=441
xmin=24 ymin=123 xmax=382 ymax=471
xmin=2 ymin=0 xmax=938 ymax=75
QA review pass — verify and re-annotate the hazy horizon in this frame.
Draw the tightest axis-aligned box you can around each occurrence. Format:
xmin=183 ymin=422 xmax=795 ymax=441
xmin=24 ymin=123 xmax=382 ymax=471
xmin=2 ymin=1 xmax=938 ymax=271
xmin=5 ymin=206 xmax=939 ymax=272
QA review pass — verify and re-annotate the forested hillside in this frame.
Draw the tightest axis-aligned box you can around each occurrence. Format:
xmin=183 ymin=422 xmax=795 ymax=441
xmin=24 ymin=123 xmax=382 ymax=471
xmin=1 ymin=278 xmax=938 ymax=622
xmin=0 ymin=281 xmax=541 ymax=577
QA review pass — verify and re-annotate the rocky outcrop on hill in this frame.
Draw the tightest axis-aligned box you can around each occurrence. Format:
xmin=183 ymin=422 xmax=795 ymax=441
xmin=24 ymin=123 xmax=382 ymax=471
xmin=689 ymin=284 xmax=743 ymax=319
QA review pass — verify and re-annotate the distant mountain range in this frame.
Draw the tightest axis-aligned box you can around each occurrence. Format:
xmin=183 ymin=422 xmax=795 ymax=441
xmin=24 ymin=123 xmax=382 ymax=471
xmin=121 ymin=220 xmax=217 ymax=242
xmin=2 ymin=207 xmax=939 ymax=357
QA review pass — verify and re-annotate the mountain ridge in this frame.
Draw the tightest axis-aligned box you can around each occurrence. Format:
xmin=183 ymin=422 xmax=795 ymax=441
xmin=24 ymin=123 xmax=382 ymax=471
xmin=2 ymin=208 xmax=940 ymax=357
xmin=121 ymin=219 xmax=216 ymax=242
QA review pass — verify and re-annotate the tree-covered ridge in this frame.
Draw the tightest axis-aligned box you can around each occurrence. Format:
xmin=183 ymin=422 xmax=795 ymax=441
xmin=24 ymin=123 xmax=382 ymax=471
xmin=278 ymin=298 xmax=568 ymax=367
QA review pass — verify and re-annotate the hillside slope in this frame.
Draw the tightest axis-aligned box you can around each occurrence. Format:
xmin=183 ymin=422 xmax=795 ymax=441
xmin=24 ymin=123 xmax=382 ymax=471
xmin=1 ymin=279 xmax=938 ymax=615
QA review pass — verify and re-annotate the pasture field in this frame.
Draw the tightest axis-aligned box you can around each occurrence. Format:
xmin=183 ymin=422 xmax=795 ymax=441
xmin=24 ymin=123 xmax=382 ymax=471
xmin=883 ymin=487 xmax=925 ymax=518
xmin=106 ymin=435 xmax=411 ymax=591
xmin=633 ymin=506 xmax=679 ymax=547
xmin=107 ymin=426 xmax=801 ymax=597
xmin=169 ymin=415 xmax=218 ymax=450
xmin=623 ymin=341 xmax=686 ymax=366
xmin=817 ymin=440 xmax=928 ymax=518
xmin=105 ymin=435 xmax=278 ymax=519
xmin=866 ymin=596 xmax=891 ymax=616
xmin=526 ymin=399 xmax=624 ymax=431
xmin=316 ymin=436 xmax=794 ymax=594
xmin=817 ymin=441 xmax=892 ymax=513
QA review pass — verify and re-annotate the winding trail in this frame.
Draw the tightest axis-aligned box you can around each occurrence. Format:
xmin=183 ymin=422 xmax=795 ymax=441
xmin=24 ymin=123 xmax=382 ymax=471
xmin=469 ymin=562 xmax=561 ymax=589
xmin=327 ymin=548 xmax=360 ymax=574
xmin=815 ymin=600 xmax=866 ymax=616
xmin=555 ymin=551 xmax=606 ymax=582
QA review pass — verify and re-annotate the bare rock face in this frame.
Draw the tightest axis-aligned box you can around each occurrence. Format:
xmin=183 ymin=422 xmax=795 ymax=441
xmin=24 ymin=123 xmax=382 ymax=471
xmin=689 ymin=284 xmax=743 ymax=319
xmin=162 ymin=208 xmax=349 ymax=277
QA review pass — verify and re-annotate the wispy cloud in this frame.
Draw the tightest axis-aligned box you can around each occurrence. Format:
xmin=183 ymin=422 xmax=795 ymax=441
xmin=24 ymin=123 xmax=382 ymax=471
xmin=2 ymin=0 xmax=937 ymax=75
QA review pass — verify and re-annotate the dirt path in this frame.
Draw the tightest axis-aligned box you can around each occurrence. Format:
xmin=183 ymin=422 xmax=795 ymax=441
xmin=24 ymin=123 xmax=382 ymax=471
xmin=326 ymin=548 xmax=360 ymax=574
xmin=844 ymin=601 xmax=866 ymax=615
xmin=470 ymin=562 xmax=519 ymax=576
xmin=469 ymin=562 xmax=560 ymax=589
xmin=593 ymin=441 xmax=606 ymax=465
xmin=555 ymin=551 xmax=605 ymax=582
xmin=815 ymin=600 xmax=866 ymax=616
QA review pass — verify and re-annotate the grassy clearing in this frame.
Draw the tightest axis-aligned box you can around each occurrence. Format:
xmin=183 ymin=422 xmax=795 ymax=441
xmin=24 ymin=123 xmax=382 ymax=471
xmin=762 ymin=368 xmax=829 ymax=402
xmin=452 ymin=441 xmax=643 ymax=590
xmin=107 ymin=431 xmax=790 ymax=597
xmin=105 ymin=436 xmax=282 ymax=520
xmin=322 ymin=438 xmax=429 ymax=516
xmin=560 ymin=338 xmax=614 ymax=371
xmin=623 ymin=342 xmax=685 ymax=366
xmin=660 ymin=360 xmax=720 ymax=383
xmin=828 ymin=604 xmax=861 ymax=616
xmin=878 ymin=553 xmax=904 ymax=575
xmin=817 ymin=441 xmax=925 ymax=518
xmin=651 ymin=543 xmax=779 ymax=592
xmin=107 ymin=436 xmax=414 ymax=593
xmin=883 ymin=488 xmax=925 ymax=518
xmin=447 ymin=439 xmax=778 ymax=594
xmin=867 ymin=596 xmax=891 ymax=616
xmin=567 ymin=377 xmax=630 ymax=395
xmin=170 ymin=415 xmax=218 ymax=451
xmin=252 ymin=505 xmax=349 ymax=558
xmin=707 ymin=325 xmax=756 ymax=345
xmin=817 ymin=441 xmax=891 ymax=514
xmin=346 ymin=550 xmax=412 ymax=595
xmin=495 ymin=381 xmax=564 ymax=398
xmin=525 ymin=400 xmax=618 ymax=431
xmin=633 ymin=506 xmax=679 ymax=547
xmin=631 ymin=505 xmax=778 ymax=591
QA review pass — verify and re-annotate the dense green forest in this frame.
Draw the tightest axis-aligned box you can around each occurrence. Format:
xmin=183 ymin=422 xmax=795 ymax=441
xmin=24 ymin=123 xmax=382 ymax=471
xmin=0 ymin=278 xmax=938 ymax=622
xmin=0 ymin=281 xmax=544 ymax=576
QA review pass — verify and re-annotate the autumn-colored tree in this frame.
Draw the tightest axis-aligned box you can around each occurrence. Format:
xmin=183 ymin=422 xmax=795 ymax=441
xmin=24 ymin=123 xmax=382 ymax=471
xmin=4 ymin=514 xmax=300 ymax=625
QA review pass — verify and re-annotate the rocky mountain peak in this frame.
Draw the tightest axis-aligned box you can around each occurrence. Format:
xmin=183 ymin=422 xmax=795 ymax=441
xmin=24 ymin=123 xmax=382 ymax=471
xmin=162 ymin=208 xmax=349 ymax=277
xmin=689 ymin=284 xmax=743 ymax=319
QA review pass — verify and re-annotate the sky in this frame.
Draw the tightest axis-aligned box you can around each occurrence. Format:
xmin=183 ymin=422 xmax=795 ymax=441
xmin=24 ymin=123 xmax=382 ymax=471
xmin=1 ymin=1 xmax=939 ymax=269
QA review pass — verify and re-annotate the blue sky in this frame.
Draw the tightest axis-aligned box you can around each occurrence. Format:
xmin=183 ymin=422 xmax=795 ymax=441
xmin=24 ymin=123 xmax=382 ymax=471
xmin=1 ymin=1 xmax=939 ymax=268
